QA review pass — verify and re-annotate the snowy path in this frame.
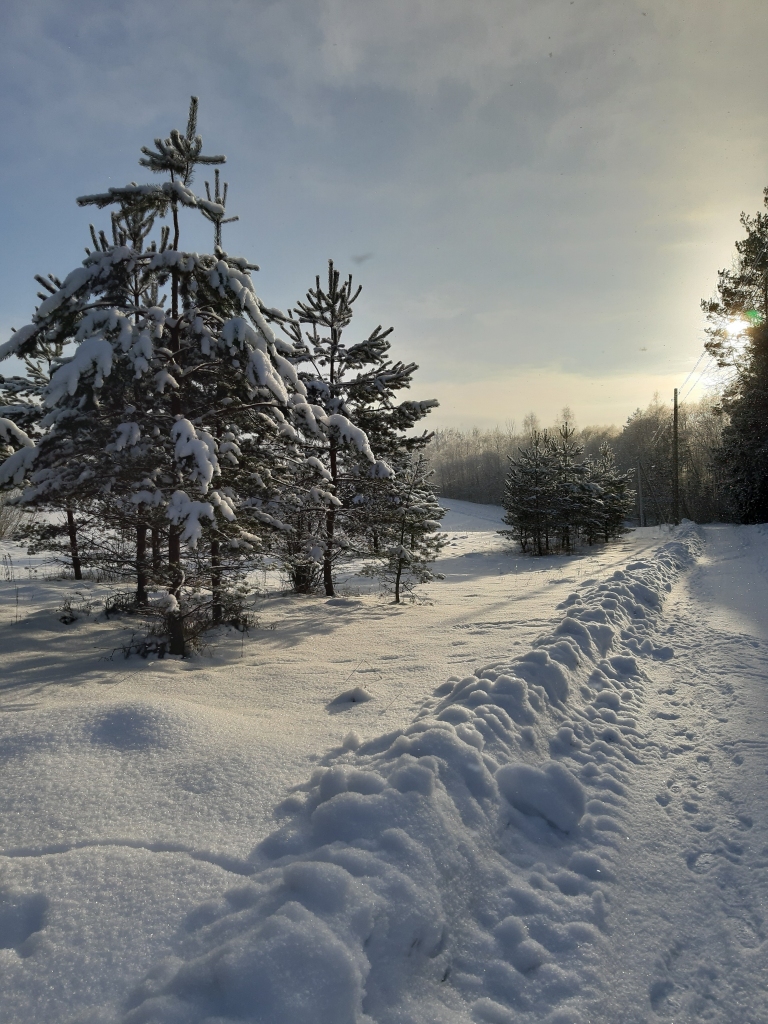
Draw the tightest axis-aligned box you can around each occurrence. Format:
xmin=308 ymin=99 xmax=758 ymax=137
xmin=1 ymin=513 xmax=768 ymax=1022
xmin=593 ymin=525 xmax=768 ymax=1023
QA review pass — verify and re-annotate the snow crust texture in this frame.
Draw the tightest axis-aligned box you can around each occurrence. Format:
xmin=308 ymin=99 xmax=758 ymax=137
xmin=114 ymin=525 xmax=703 ymax=1024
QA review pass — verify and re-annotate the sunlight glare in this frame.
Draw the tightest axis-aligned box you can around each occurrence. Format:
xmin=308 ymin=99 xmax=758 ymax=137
xmin=725 ymin=318 xmax=750 ymax=337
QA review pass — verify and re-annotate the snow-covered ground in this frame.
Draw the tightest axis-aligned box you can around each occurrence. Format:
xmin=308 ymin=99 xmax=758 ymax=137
xmin=0 ymin=501 xmax=766 ymax=1023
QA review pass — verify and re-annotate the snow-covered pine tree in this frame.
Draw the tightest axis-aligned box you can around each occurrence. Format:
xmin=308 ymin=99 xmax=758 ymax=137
xmin=0 ymin=307 xmax=92 ymax=577
xmin=499 ymin=430 xmax=557 ymax=554
xmin=271 ymin=260 xmax=437 ymax=596
xmin=586 ymin=442 xmax=634 ymax=542
xmin=361 ymin=456 xmax=446 ymax=602
xmin=0 ymin=98 xmax=375 ymax=653
xmin=549 ymin=421 xmax=590 ymax=554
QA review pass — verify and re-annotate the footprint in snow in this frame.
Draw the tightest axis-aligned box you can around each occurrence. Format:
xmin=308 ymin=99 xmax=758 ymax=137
xmin=649 ymin=978 xmax=675 ymax=1011
xmin=0 ymin=889 xmax=49 ymax=955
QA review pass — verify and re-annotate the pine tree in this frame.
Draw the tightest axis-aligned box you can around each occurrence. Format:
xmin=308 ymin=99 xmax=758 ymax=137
xmin=271 ymin=260 xmax=437 ymax=596
xmin=549 ymin=421 xmax=588 ymax=554
xmin=500 ymin=428 xmax=632 ymax=554
xmin=700 ymin=188 xmax=768 ymax=522
xmin=361 ymin=456 xmax=446 ymax=603
xmin=585 ymin=442 xmax=634 ymax=542
xmin=500 ymin=431 xmax=557 ymax=554
xmin=716 ymin=322 xmax=768 ymax=521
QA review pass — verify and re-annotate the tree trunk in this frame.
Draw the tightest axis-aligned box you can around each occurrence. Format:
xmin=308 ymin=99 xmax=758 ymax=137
xmin=151 ymin=527 xmax=162 ymax=575
xmin=323 ymin=507 xmax=335 ymax=598
xmin=136 ymin=523 xmax=148 ymax=606
xmin=324 ymin=442 xmax=338 ymax=597
xmin=66 ymin=508 xmax=82 ymax=581
xmin=211 ymin=539 xmax=222 ymax=624
xmin=394 ymin=560 xmax=402 ymax=604
xmin=167 ymin=524 xmax=185 ymax=656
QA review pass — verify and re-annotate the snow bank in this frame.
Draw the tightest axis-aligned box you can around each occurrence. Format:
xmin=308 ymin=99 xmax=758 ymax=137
xmin=115 ymin=525 xmax=702 ymax=1024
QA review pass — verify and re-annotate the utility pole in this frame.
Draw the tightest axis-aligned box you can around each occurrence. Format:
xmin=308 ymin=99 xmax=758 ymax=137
xmin=672 ymin=387 xmax=680 ymax=526
xmin=636 ymin=460 xmax=644 ymax=527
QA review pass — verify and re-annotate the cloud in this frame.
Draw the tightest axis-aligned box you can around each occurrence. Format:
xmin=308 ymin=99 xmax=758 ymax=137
xmin=1 ymin=0 xmax=768 ymax=428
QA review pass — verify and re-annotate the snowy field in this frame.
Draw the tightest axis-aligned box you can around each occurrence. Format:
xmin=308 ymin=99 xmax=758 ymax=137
xmin=1 ymin=500 xmax=767 ymax=1023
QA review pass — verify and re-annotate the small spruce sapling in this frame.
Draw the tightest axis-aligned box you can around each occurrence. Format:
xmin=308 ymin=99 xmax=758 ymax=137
xmin=362 ymin=456 xmax=446 ymax=603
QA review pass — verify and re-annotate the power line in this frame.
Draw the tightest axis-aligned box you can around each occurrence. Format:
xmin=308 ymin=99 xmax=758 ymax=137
xmin=679 ymin=350 xmax=707 ymax=394
xmin=681 ymin=356 xmax=715 ymax=402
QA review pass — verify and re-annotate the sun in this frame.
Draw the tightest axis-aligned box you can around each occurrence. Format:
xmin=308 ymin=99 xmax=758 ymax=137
xmin=725 ymin=318 xmax=750 ymax=337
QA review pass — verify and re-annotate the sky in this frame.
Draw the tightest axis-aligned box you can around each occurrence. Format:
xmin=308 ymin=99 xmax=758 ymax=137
xmin=1 ymin=0 xmax=768 ymax=430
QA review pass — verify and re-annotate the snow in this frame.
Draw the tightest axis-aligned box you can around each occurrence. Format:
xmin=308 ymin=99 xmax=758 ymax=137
xmin=170 ymin=419 xmax=219 ymax=492
xmin=1 ymin=506 xmax=768 ymax=1022
xmin=109 ymin=423 xmax=141 ymax=453
xmin=166 ymin=489 xmax=215 ymax=546
xmin=0 ymin=418 xmax=34 ymax=448
xmin=0 ymin=445 xmax=37 ymax=487
xmin=45 ymin=336 xmax=114 ymax=404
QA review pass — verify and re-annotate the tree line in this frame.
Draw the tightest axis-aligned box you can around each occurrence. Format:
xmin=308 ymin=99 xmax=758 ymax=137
xmin=427 ymin=395 xmax=728 ymax=527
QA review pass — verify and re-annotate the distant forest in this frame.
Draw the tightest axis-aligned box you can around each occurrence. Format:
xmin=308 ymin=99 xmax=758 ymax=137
xmin=426 ymin=395 xmax=727 ymax=525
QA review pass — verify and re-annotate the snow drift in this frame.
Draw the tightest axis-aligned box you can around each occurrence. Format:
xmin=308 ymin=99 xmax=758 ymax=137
xmin=112 ymin=526 xmax=703 ymax=1024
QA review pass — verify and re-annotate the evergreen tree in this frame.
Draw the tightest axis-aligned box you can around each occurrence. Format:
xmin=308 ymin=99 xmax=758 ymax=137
xmin=361 ymin=456 xmax=446 ymax=603
xmin=699 ymin=187 xmax=768 ymax=522
xmin=716 ymin=322 xmax=768 ymax=521
xmin=549 ymin=421 xmax=589 ymax=554
xmin=499 ymin=431 xmax=557 ymax=554
xmin=271 ymin=260 xmax=437 ymax=596
xmin=500 ymin=427 xmax=632 ymax=554
xmin=586 ymin=442 xmax=634 ymax=542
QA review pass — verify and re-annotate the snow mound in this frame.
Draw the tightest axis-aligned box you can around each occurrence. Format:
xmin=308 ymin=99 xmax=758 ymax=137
xmin=89 ymin=703 xmax=177 ymax=751
xmin=119 ymin=525 xmax=703 ymax=1024
xmin=327 ymin=686 xmax=373 ymax=710
xmin=495 ymin=761 xmax=585 ymax=833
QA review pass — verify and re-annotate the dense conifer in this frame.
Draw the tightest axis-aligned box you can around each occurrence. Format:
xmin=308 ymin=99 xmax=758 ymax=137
xmin=500 ymin=426 xmax=633 ymax=554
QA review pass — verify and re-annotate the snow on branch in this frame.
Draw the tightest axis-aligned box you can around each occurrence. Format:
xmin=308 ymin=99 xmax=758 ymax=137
xmin=0 ymin=418 xmax=34 ymax=449
xmin=304 ymin=456 xmax=333 ymax=482
xmin=249 ymin=349 xmax=289 ymax=404
xmin=106 ymin=423 xmax=141 ymax=453
xmin=166 ymin=489 xmax=215 ymax=547
xmin=0 ymin=323 xmax=39 ymax=362
xmin=171 ymin=418 xmax=219 ymax=492
xmin=45 ymin=336 xmax=114 ymax=405
xmin=0 ymin=445 xmax=37 ymax=487
xmin=325 ymin=413 xmax=375 ymax=462
xmin=155 ymin=370 xmax=179 ymax=393
xmin=76 ymin=181 xmax=225 ymax=219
